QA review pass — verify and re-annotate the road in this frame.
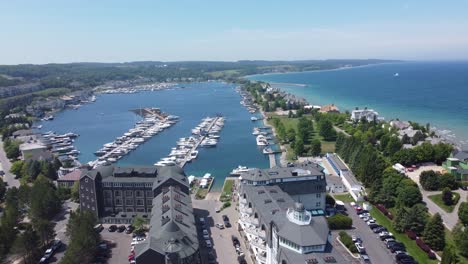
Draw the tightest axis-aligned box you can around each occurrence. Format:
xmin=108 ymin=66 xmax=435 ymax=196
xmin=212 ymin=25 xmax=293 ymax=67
xmin=343 ymin=203 xmax=395 ymax=264
xmin=334 ymin=125 xmax=350 ymax=137
xmin=192 ymin=192 xmax=252 ymax=264
xmin=48 ymin=201 xmax=79 ymax=264
xmin=0 ymin=139 xmax=20 ymax=188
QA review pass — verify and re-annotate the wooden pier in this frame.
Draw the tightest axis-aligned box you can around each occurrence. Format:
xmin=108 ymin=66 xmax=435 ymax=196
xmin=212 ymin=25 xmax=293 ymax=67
xmin=269 ymin=153 xmax=277 ymax=168
xmin=179 ymin=116 xmax=222 ymax=168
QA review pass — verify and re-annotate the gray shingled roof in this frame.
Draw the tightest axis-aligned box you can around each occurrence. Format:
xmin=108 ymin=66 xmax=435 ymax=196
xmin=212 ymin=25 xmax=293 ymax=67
xmin=240 ymin=162 xmax=324 ymax=182
xmin=241 ymin=185 xmax=329 ymax=247
xmin=327 ymin=154 xmax=348 ymax=171
xmin=136 ymin=183 xmax=198 ymax=259
xmin=454 ymin=150 xmax=468 ymax=162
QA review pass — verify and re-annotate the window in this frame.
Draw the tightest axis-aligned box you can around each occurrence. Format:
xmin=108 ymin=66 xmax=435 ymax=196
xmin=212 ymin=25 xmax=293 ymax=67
xmin=136 ymin=191 xmax=143 ymax=197
xmin=85 ymin=178 xmax=88 ymax=183
xmin=126 ymin=208 xmax=134 ymax=212
xmin=136 ymin=199 xmax=144 ymax=206
xmin=146 ymin=191 xmax=153 ymax=197
xmin=80 ymin=185 xmax=84 ymax=190
xmin=125 ymin=190 xmax=133 ymax=197
xmin=115 ymin=199 xmax=122 ymax=206
xmin=114 ymin=190 xmax=121 ymax=197
xmin=316 ymin=202 xmax=321 ymax=207
xmin=126 ymin=199 xmax=133 ymax=206
xmin=104 ymin=190 xmax=112 ymax=199
xmin=104 ymin=199 xmax=112 ymax=206
xmin=316 ymin=193 xmax=321 ymax=198
xmin=136 ymin=208 xmax=145 ymax=212
xmin=147 ymin=199 xmax=152 ymax=206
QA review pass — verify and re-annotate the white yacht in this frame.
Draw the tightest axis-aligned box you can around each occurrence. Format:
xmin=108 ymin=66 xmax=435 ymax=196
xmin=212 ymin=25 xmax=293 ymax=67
xmin=230 ymin=166 xmax=251 ymax=176
xmin=256 ymin=135 xmax=269 ymax=146
xmin=251 ymin=116 xmax=258 ymax=121
xmin=190 ymin=150 xmax=198 ymax=159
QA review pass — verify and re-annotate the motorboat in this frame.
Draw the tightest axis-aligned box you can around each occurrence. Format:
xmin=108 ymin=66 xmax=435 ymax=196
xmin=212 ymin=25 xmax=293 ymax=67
xmin=263 ymin=147 xmax=274 ymax=154
xmin=256 ymin=135 xmax=268 ymax=146
xmin=251 ymin=116 xmax=258 ymax=121
xmin=190 ymin=150 xmax=198 ymax=159
xmin=230 ymin=166 xmax=251 ymax=176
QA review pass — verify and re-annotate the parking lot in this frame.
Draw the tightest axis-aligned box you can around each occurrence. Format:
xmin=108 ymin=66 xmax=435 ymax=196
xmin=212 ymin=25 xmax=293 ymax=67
xmin=100 ymin=225 xmax=134 ymax=264
xmin=192 ymin=193 xmax=252 ymax=264
xmin=343 ymin=203 xmax=396 ymax=264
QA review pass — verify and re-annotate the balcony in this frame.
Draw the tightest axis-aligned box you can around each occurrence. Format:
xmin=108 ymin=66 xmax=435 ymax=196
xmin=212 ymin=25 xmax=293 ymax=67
xmin=250 ymin=238 xmax=267 ymax=251
xmin=240 ymin=215 xmax=259 ymax=227
xmin=239 ymin=204 xmax=253 ymax=215
xmin=240 ymin=198 xmax=247 ymax=205
xmin=244 ymin=227 xmax=266 ymax=239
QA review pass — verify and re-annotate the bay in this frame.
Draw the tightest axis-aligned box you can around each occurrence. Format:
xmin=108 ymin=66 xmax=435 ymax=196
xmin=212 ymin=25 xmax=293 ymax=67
xmin=38 ymin=82 xmax=269 ymax=189
xmin=248 ymin=62 xmax=468 ymax=148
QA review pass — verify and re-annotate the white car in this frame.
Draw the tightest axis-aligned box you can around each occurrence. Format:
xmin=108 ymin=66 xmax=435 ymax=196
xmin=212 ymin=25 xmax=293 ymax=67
xmin=355 ymin=243 xmax=366 ymax=253
xmin=359 ymin=213 xmax=370 ymax=219
xmin=366 ymin=219 xmax=376 ymax=225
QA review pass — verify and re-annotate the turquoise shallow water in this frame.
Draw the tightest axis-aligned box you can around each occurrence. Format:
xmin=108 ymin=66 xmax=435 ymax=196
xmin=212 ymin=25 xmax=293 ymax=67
xmin=37 ymin=82 xmax=269 ymax=189
xmin=248 ymin=62 xmax=468 ymax=148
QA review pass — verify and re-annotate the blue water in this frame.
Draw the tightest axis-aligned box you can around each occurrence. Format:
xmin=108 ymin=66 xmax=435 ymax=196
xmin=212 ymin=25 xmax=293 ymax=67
xmin=37 ymin=82 xmax=269 ymax=189
xmin=248 ymin=62 xmax=468 ymax=148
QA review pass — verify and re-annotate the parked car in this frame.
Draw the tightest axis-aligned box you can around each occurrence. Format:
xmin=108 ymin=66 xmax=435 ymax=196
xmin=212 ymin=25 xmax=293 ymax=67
xmin=94 ymin=224 xmax=104 ymax=233
xmin=215 ymin=208 xmax=221 ymax=213
xmin=384 ymin=238 xmax=396 ymax=245
xmin=360 ymin=254 xmax=370 ymax=263
xmin=222 ymin=215 xmax=231 ymax=227
xmin=359 ymin=213 xmax=370 ymax=219
xmin=117 ymin=225 xmax=126 ymax=232
xmin=372 ymin=226 xmax=386 ymax=233
xmin=205 ymin=240 xmax=212 ymax=248
xmin=108 ymin=225 xmax=118 ymax=232
xmin=351 ymin=235 xmax=361 ymax=243
xmin=215 ymin=223 xmax=225 ymax=229
xmin=126 ymin=225 xmax=134 ymax=234
xmin=232 ymin=235 xmax=240 ymax=247
xmin=368 ymin=223 xmax=379 ymax=229
xmin=355 ymin=243 xmax=366 ymax=253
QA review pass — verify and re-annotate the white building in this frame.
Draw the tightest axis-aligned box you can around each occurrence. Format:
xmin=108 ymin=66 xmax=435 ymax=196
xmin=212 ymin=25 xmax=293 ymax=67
xmin=351 ymin=109 xmax=383 ymax=122
xmin=325 ymin=153 xmax=365 ymax=202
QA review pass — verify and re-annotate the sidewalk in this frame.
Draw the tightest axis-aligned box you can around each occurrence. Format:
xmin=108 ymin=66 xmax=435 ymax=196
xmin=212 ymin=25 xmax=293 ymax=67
xmin=0 ymin=139 xmax=20 ymax=188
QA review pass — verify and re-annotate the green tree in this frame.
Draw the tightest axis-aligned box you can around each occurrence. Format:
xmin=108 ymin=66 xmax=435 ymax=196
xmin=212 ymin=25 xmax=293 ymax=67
xmin=0 ymin=178 xmax=6 ymax=201
xmin=286 ymin=128 xmax=296 ymax=143
xmin=439 ymin=173 xmax=458 ymax=190
xmin=34 ymin=218 xmax=56 ymax=247
xmin=419 ymin=170 xmax=440 ymax=191
xmin=327 ymin=214 xmax=352 ymax=230
xmin=397 ymin=185 xmax=422 ymax=208
xmin=453 ymin=223 xmax=468 ymax=258
xmin=318 ymin=119 xmax=336 ymax=141
xmin=393 ymin=206 xmax=410 ymax=233
xmin=325 ymin=194 xmax=336 ymax=206
xmin=12 ymin=226 xmax=40 ymax=264
xmin=458 ymin=202 xmax=468 ymax=226
xmin=385 ymin=136 xmax=402 ymax=156
xmin=441 ymin=244 xmax=459 ymax=264
xmin=41 ymin=161 xmax=58 ymax=180
xmin=133 ymin=216 xmax=147 ymax=235
xmin=29 ymin=176 xmax=61 ymax=220
xmin=442 ymin=187 xmax=453 ymax=206
xmin=71 ymin=181 xmax=80 ymax=202
xmin=311 ymin=139 xmax=321 ymax=156
xmin=61 ymin=210 xmax=100 ymax=264
xmin=406 ymin=204 xmax=428 ymax=235
xmin=294 ymin=138 xmax=305 ymax=156
xmin=423 ymin=213 xmax=445 ymax=251
xmin=9 ymin=160 xmax=24 ymax=178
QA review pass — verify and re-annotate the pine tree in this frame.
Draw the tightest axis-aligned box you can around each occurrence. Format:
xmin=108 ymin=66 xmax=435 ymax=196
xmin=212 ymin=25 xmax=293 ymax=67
xmin=423 ymin=213 xmax=445 ymax=251
xmin=441 ymin=244 xmax=459 ymax=264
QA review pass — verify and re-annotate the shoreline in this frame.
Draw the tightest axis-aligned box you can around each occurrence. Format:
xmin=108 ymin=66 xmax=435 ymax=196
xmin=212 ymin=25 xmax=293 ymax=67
xmin=259 ymin=110 xmax=288 ymax=167
xmin=244 ymin=61 xmax=403 ymax=79
xmin=252 ymin=77 xmax=468 ymax=151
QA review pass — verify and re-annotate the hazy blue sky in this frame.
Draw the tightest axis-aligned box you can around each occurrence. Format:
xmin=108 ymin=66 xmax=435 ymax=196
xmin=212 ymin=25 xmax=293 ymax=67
xmin=1 ymin=0 xmax=468 ymax=64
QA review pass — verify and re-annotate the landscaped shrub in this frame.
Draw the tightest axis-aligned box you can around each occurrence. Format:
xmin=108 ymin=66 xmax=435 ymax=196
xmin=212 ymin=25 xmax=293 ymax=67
xmin=405 ymin=230 xmax=417 ymax=240
xmin=427 ymin=251 xmax=436 ymax=259
xmin=327 ymin=214 xmax=353 ymax=230
xmin=338 ymin=231 xmax=358 ymax=253
xmin=416 ymin=238 xmax=431 ymax=253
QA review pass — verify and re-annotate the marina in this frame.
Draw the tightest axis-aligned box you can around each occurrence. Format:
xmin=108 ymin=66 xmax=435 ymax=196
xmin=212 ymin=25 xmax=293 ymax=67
xmin=40 ymin=131 xmax=80 ymax=164
xmin=155 ymin=116 xmax=225 ymax=168
xmin=36 ymin=82 xmax=269 ymax=189
xmin=89 ymin=108 xmax=178 ymax=168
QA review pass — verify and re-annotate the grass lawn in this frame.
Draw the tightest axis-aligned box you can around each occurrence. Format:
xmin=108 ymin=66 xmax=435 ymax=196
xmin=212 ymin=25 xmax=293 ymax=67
xmin=220 ymin=179 xmax=235 ymax=202
xmin=332 ymin=193 xmax=355 ymax=203
xmin=268 ymin=115 xmax=336 ymax=155
xmin=369 ymin=208 xmax=437 ymax=264
xmin=428 ymin=192 xmax=460 ymax=213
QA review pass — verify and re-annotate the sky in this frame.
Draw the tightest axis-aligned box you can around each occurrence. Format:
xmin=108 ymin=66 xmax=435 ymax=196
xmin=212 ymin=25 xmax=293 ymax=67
xmin=1 ymin=0 xmax=468 ymax=64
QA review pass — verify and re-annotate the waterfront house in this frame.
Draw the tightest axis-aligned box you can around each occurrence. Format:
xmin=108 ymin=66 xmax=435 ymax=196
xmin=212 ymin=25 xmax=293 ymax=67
xmin=319 ymin=104 xmax=340 ymax=113
xmin=390 ymin=120 xmax=411 ymax=130
xmin=19 ymin=142 xmax=51 ymax=161
xmin=443 ymin=150 xmax=468 ymax=181
xmin=351 ymin=108 xmax=383 ymax=122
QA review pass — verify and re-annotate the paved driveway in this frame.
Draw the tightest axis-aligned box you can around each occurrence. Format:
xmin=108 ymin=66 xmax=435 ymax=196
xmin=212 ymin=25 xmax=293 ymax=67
xmin=101 ymin=225 xmax=133 ymax=264
xmin=192 ymin=192 xmax=252 ymax=264
xmin=343 ymin=203 xmax=395 ymax=264
xmin=48 ymin=201 xmax=79 ymax=263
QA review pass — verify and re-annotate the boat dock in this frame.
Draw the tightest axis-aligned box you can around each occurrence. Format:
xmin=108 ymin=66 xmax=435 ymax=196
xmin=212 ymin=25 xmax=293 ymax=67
xmin=90 ymin=110 xmax=178 ymax=168
xmin=269 ymin=153 xmax=277 ymax=168
xmin=155 ymin=116 xmax=225 ymax=168
xmin=179 ymin=117 xmax=222 ymax=167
